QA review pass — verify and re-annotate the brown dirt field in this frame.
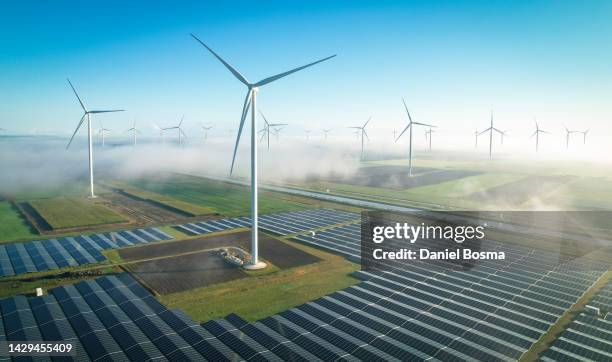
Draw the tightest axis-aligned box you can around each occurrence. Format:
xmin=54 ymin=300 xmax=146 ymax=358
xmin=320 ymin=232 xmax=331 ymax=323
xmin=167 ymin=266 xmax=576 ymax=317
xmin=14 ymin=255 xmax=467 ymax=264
xmin=127 ymin=250 xmax=246 ymax=294
xmin=122 ymin=231 xmax=321 ymax=294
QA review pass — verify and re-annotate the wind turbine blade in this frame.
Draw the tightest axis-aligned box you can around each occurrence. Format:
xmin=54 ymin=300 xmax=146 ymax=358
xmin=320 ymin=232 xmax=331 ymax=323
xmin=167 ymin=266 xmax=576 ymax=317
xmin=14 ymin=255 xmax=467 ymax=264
xmin=269 ymin=123 xmax=288 ymax=127
xmin=180 ymin=129 xmax=187 ymax=138
xmin=67 ymin=79 xmax=87 ymax=112
xmin=348 ymin=126 xmax=361 ymax=129
xmin=493 ymin=127 xmax=503 ymax=134
xmin=395 ymin=124 xmax=411 ymax=142
xmin=412 ymin=122 xmax=436 ymax=128
xmin=229 ymin=90 xmax=252 ymax=175
xmin=66 ymin=114 xmax=86 ymax=149
xmin=254 ymin=54 xmax=336 ymax=87
xmin=363 ymin=129 xmax=369 ymax=140
xmin=478 ymin=128 xmax=491 ymax=136
xmin=363 ymin=116 xmax=372 ymax=128
xmin=89 ymin=110 xmax=124 ymax=114
xmin=401 ymin=98 xmax=413 ymax=124
xmin=190 ymin=34 xmax=250 ymax=86
xmin=179 ymin=115 xmax=184 ymax=128
xmin=530 ymin=131 xmax=537 ymax=139
xmin=259 ymin=131 xmax=266 ymax=142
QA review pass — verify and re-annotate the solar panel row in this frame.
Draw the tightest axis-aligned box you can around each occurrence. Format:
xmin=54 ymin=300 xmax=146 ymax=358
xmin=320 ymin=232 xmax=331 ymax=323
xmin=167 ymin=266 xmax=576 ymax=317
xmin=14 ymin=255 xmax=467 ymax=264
xmin=0 ymin=227 xmax=172 ymax=278
xmin=289 ymin=222 xmax=609 ymax=361
xmin=172 ymin=208 xmax=359 ymax=237
xmin=540 ymin=280 xmax=612 ymax=362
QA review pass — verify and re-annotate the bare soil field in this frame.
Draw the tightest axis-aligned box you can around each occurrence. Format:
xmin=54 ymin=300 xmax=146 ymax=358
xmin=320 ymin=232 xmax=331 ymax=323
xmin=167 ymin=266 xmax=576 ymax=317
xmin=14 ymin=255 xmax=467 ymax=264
xmin=127 ymin=250 xmax=246 ymax=294
xmin=122 ymin=231 xmax=321 ymax=293
xmin=103 ymin=190 xmax=193 ymax=223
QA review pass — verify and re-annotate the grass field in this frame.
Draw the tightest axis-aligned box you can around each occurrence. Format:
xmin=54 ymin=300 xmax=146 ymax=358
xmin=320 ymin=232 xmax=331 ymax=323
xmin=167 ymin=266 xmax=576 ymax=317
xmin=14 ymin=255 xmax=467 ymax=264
xmin=0 ymin=201 xmax=37 ymax=241
xmin=28 ymin=197 xmax=127 ymax=229
xmin=125 ymin=174 xmax=318 ymax=217
xmin=111 ymin=183 xmax=215 ymax=216
xmin=289 ymin=157 xmax=612 ymax=211
xmin=158 ymin=240 xmax=359 ymax=322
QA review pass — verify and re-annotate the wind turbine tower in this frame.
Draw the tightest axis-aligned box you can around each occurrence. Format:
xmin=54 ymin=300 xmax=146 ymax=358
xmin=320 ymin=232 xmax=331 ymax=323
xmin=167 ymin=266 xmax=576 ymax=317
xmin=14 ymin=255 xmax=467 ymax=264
xmin=531 ymin=120 xmax=549 ymax=152
xmin=395 ymin=99 xmax=435 ymax=176
xmin=191 ymin=34 xmax=335 ymax=269
xmin=349 ymin=117 xmax=371 ymax=160
xmin=478 ymin=111 xmax=503 ymax=159
xmin=126 ymin=120 xmax=140 ymax=146
xmin=66 ymin=79 xmax=123 ymax=198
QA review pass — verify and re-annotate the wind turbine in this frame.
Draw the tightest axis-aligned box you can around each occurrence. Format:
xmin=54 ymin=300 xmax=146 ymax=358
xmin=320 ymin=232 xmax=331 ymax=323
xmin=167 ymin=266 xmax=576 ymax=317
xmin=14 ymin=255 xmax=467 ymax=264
xmin=474 ymin=129 xmax=479 ymax=148
xmin=349 ymin=117 xmax=371 ymax=160
xmin=164 ymin=116 xmax=187 ymax=146
xmin=393 ymin=129 xmax=397 ymax=140
xmin=200 ymin=124 xmax=213 ymax=141
xmin=531 ymin=120 xmax=549 ymax=152
xmin=425 ymin=127 xmax=434 ymax=151
xmin=191 ymin=34 xmax=335 ymax=270
xmin=322 ymin=128 xmax=332 ymax=140
xmin=126 ymin=120 xmax=140 ymax=146
xmin=272 ymin=127 xmax=283 ymax=141
xmin=305 ymin=129 xmax=312 ymax=140
xmin=154 ymin=123 xmax=165 ymax=144
xmin=478 ymin=111 xmax=503 ymax=159
xmin=563 ymin=125 xmax=579 ymax=149
xmin=580 ymin=129 xmax=589 ymax=144
xmin=66 ymin=79 xmax=123 ymax=198
xmin=500 ymin=130 xmax=508 ymax=145
xmin=396 ymin=99 xmax=435 ymax=176
xmin=258 ymin=111 xmax=287 ymax=150
xmin=98 ymin=121 xmax=111 ymax=148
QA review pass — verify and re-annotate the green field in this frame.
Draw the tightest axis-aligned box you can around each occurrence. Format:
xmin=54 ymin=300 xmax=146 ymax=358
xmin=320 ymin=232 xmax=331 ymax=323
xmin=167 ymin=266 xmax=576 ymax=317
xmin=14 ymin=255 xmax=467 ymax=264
xmin=0 ymin=201 xmax=37 ymax=241
xmin=287 ymin=157 xmax=612 ymax=211
xmin=125 ymin=174 xmax=317 ymax=217
xmin=29 ymin=197 xmax=127 ymax=229
xmin=111 ymin=182 xmax=215 ymax=216
xmin=158 ymin=240 xmax=359 ymax=322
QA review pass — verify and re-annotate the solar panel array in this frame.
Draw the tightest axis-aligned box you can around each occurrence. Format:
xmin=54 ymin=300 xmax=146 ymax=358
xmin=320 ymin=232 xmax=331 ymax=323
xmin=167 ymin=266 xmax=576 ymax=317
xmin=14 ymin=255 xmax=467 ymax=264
xmin=173 ymin=208 xmax=359 ymax=237
xmin=540 ymin=280 xmax=612 ymax=362
xmin=0 ymin=227 xmax=172 ymax=277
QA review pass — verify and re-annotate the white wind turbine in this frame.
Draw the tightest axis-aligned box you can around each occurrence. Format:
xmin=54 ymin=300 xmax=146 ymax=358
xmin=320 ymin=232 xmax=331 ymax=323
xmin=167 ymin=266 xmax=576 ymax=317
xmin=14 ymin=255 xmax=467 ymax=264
xmin=98 ymin=121 xmax=111 ymax=148
xmin=200 ymin=124 xmax=213 ymax=141
xmin=191 ymin=34 xmax=335 ymax=269
xmin=305 ymin=129 xmax=312 ymax=140
xmin=322 ymin=128 xmax=332 ymax=140
xmin=258 ymin=111 xmax=287 ymax=151
xmin=499 ymin=130 xmax=509 ymax=145
xmin=396 ymin=99 xmax=435 ymax=176
xmin=164 ymin=116 xmax=187 ymax=146
xmin=154 ymin=123 xmax=165 ymax=144
xmin=425 ymin=127 xmax=434 ymax=151
xmin=580 ymin=129 xmax=589 ymax=144
xmin=126 ymin=120 xmax=140 ymax=146
xmin=272 ymin=127 xmax=283 ymax=142
xmin=66 ymin=79 xmax=123 ymax=198
xmin=530 ymin=119 xmax=549 ymax=152
xmin=349 ymin=117 xmax=371 ymax=160
xmin=478 ymin=111 xmax=503 ymax=159
xmin=474 ymin=128 xmax=479 ymax=148
xmin=563 ymin=125 xmax=579 ymax=149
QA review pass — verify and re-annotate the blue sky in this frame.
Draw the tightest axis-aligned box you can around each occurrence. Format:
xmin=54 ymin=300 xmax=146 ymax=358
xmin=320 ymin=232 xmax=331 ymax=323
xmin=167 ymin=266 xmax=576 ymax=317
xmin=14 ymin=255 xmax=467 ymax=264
xmin=1 ymin=0 xmax=611 ymax=143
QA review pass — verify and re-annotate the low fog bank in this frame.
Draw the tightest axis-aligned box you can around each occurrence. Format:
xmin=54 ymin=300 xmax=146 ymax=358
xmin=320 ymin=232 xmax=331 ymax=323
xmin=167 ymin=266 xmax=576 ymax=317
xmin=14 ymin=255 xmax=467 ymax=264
xmin=1 ymin=135 xmax=612 ymax=198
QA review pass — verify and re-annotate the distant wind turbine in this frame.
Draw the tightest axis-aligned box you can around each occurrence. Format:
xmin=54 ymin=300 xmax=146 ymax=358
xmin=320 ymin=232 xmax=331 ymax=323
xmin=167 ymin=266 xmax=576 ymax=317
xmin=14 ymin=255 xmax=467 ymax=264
xmin=191 ymin=33 xmax=335 ymax=270
xmin=66 ymin=79 xmax=123 ymax=198
xmin=200 ymin=124 xmax=213 ymax=141
xmin=500 ymin=130 xmax=509 ymax=145
xmin=349 ymin=117 xmax=371 ymax=160
xmin=396 ymin=99 xmax=435 ymax=176
xmin=393 ymin=129 xmax=397 ymax=140
xmin=530 ymin=119 xmax=549 ymax=152
xmin=98 ymin=121 xmax=110 ymax=148
xmin=322 ymin=128 xmax=332 ymax=140
xmin=425 ymin=128 xmax=434 ymax=151
xmin=272 ymin=127 xmax=283 ymax=141
xmin=474 ymin=129 xmax=479 ymax=148
xmin=126 ymin=120 xmax=140 ymax=146
xmin=164 ymin=116 xmax=187 ymax=146
xmin=563 ymin=125 xmax=579 ymax=149
xmin=478 ymin=111 xmax=503 ymax=159
xmin=154 ymin=123 xmax=165 ymax=144
xmin=580 ymin=129 xmax=589 ymax=144
xmin=305 ymin=129 xmax=312 ymax=140
xmin=258 ymin=111 xmax=287 ymax=150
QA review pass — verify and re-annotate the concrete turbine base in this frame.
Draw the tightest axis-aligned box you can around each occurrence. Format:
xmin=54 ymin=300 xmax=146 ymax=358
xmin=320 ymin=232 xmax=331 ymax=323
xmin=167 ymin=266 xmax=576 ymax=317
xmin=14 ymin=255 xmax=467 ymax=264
xmin=243 ymin=261 xmax=267 ymax=270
